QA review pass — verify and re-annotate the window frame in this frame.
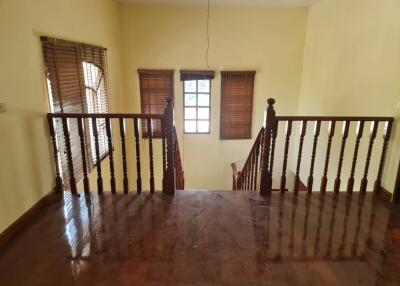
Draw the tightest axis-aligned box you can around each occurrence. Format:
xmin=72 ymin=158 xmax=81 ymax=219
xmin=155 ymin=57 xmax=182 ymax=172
xmin=82 ymin=61 xmax=109 ymax=164
xmin=183 ymin=78 xmax=212 ymax=134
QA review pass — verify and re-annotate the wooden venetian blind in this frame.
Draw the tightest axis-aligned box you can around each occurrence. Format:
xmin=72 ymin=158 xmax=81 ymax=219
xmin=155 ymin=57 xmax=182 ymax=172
xmin=138 ymin=69 xmax=174 ymax=138
xmin=220 ymin=71 xmax=255 ymax=140
xmin=41 ymin=36 xmax=110 ymax=187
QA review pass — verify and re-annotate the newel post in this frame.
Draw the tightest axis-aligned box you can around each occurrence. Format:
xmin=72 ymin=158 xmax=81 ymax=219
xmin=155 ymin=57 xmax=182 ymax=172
xmin=260 ymin=98 xmax=276 ymax=196
xmin=163 ymin=96 xmax=176 ymax=195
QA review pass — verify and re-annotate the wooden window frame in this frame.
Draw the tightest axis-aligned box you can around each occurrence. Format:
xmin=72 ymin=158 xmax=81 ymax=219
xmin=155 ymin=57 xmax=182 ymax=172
xmin=180 ymin=70 xmax=215 ymax=135
xmin=183 ymin=79 xmax=211 ymax=134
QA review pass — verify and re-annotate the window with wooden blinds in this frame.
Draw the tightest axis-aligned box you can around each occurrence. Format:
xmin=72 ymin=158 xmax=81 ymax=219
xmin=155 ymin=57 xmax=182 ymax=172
xmin=138 ymin=69 xmax=174 ymax=138
xmin=41 ymin=36 xmax=110 ymax=188
xmin=220 ymin=71 xmax=255 ymax=140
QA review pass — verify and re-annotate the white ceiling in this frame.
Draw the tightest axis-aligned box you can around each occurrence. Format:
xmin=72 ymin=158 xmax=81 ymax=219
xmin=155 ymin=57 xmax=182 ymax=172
xmin=115 ymin=0 xmax=320 ymax=7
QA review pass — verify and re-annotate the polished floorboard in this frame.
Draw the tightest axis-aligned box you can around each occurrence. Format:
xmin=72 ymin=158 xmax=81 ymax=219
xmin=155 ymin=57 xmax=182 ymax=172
xmin=1 ymin=191 xmax=400 ymax=286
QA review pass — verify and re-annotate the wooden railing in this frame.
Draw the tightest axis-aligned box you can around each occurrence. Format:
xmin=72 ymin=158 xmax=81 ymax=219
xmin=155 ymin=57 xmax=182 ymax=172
xmin=48 ymin=97 xmax=182 ymax=195
xmin=234 ymin=98 xmax=394 ymax=195
xmin=174 ymin=127 xmax=184 ymax=189
xmin=232 ymin=127 xmax=264 ymax=190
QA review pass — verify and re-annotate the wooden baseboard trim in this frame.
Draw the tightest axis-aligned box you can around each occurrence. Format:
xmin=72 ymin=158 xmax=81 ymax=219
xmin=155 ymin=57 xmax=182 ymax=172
xmin=0 ymin=189 xmax=60 ymax=252
xmin=376 ymin=186 xmax=392 ymax=203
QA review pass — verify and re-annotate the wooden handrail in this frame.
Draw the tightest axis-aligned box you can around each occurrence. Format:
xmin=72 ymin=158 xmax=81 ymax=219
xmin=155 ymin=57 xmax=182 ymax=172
xmin=276 ymin=116 xmax=393 ymax=122
xmin=48 ymin=113 xmax=164 ymax=119
xmin=235 ymin=98 xmax=394 ymax=195
xmin=174 ymin=127 xmax=184 ymax=190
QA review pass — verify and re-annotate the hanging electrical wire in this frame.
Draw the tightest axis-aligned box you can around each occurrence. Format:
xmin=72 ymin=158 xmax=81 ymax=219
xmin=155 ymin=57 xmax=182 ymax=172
xmin=206 ymin=0 xmax=210 ymax=69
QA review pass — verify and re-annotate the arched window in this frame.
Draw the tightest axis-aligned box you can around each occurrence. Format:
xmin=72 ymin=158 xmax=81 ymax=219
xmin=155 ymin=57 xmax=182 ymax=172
xmin=82 ymin=61 xmax=108 ymax=162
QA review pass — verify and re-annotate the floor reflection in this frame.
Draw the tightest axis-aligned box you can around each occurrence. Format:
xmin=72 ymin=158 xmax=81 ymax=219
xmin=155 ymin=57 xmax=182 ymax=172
xmin=0 ymin=191 xmax=399 ymax=286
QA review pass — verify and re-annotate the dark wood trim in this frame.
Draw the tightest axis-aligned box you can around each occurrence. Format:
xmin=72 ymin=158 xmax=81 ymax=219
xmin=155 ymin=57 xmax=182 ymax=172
xmin=137 ymin=69 xmax=174 ymax=75
xmin=180 ymin=70 xmax=215 ymax=80
xmin=220 ymin=71 xmax=256 ymax=75
xmin=376 ymin=186 xmax=393 ymax=203
xmin=298 ymin=178 xmax=308 ymax=192
xmin=40 ymin=36 xmax=107 ymax=51
xmin=48 ymin=113 xmax=164 ymax=119
xmin=0 ymin=190 xmax=60 ymax=253
xmin=276 ymin=116 xmax=393 ymax=122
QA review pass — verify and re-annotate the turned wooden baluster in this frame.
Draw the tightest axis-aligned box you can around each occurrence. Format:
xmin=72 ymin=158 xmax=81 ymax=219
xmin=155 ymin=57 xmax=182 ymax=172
xmin=320 ymin=121 xmax=336 ymax=193
xmin=133 ymin=118 xmax=142 ymax=193
xmin=280 ymin=120 xmax=292 ymax=193
xmin=253 ymin=135 xmax=261 ymax=190
xmin=62 ymin=117 xmax=77 ymax=195
xmin=250 ymin=153 xmax=254 ymax=190
xmin=161 ymin=119 xmax=166 ymax=176
xmin=244 ymin=164 xmax=249 ymax=190
xmin=373 ymin=120 xmax=393 ymax=193
xmin=77 ymin=117 xmax=90 ymax=193
xmin=333 ymin=121 xmax=350 ymax=193
xmin=347 ymin=121 xmax=365 ymax=193
xmin=360 ymin=121 xmax=379 ymax=193
xmin=307 ymin=121 xmax=321 ymax=193
xmin=91 ymin=118 xmax=103 ymax=194
xmin=260 ymin=98 xmax=276 ymax=196
xmin=163 ymin=96 xmax=176 ymax=195
xmin=47 ymin=116 xmax=63 ymax=193
xmin=119 ymin=118 xmax=129 ymax=193
xmin=105 ymin=118 xmax=116 ymax=194
xmin=294 ymin=120 xmax=307 ymax=193
xmin=248 ymin=155 xmax=253 ymax=190
xmin=269 ymin=122 xmax=279 ymax=187
xmin=147 ymin=118 xmax=155 ymax=193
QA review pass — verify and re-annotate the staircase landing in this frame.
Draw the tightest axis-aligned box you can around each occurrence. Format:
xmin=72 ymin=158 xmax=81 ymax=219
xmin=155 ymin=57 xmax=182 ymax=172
xmin=1 ymin=190 xmax=400 ymax=285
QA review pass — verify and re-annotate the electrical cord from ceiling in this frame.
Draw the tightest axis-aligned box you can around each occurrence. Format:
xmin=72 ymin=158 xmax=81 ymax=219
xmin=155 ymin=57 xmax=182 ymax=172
xmin=206 ymin=0 xmax=210 ymax=69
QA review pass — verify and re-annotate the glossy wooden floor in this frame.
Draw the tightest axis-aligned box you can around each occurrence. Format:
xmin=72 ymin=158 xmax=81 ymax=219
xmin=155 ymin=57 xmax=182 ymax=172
xmin=1 ymin=191 xmax=400 ymax=286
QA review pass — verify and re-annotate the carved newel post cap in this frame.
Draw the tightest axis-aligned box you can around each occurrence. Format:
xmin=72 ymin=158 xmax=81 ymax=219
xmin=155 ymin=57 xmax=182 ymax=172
xmin=166 ymin=96 xmax=173 ymax=105
xmin=267 ymin=98 xmax=275 ymax=107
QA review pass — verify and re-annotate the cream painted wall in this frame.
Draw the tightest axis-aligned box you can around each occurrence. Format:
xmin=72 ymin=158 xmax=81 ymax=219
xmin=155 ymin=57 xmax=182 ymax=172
xmin=118 ymin=3 xmax=309 ymax=190
xmin=298 ymin=0 xmax=400 ymax=193
xmin=0 ymin=0 xmax=123 ymax=233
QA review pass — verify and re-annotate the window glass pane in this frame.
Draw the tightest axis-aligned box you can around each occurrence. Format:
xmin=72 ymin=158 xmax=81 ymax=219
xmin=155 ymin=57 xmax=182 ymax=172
xmin=198 ymin=108 xmax=209 ymax=120
xmin=198 ymin=80 xmax=210 ymax=92
xmin=184 ymin=93 xmax=196 ymax=106
xmin=184 ymin=80 xmax=196 ymax=92
xmin=198 ymin=93 xmax=210 ymax=106
xmin=184 ymin=107 xmax=196 ymax=120
xmin=198 ymin=121 xmax=209 ymax=133
xmin=185 ymin=120 xmax=196 ymax=133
